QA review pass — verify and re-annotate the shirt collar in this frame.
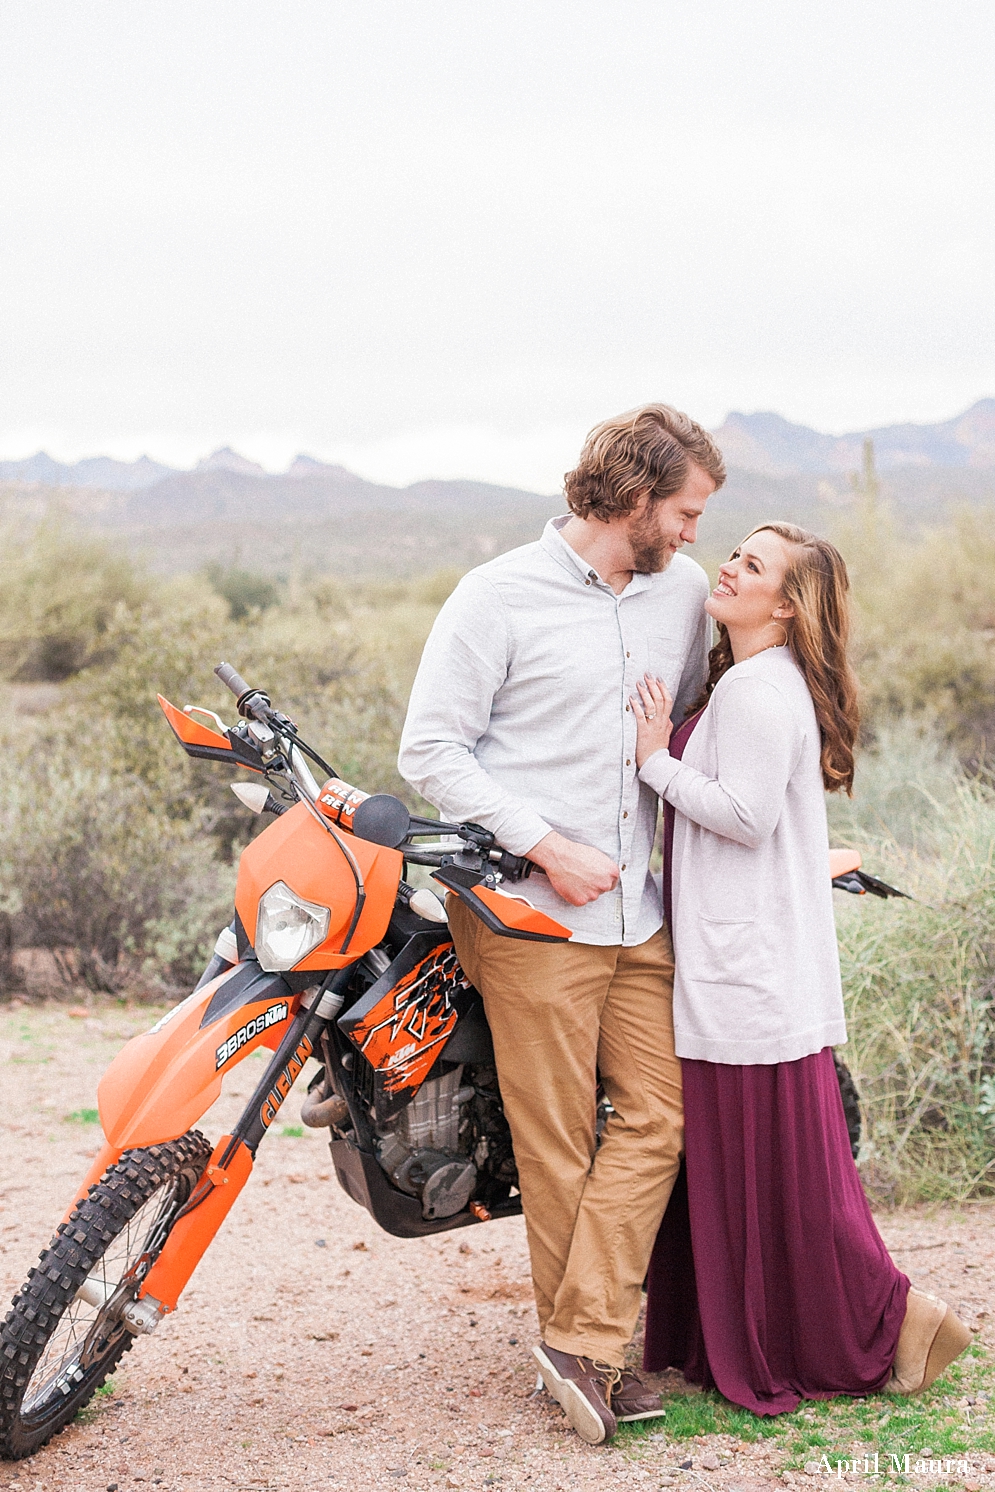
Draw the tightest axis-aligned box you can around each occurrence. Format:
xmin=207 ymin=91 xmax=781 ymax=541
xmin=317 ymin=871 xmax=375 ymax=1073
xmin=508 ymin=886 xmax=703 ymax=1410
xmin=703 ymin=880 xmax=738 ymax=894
xmin=540 ymin=515 xmax=658 ymax=597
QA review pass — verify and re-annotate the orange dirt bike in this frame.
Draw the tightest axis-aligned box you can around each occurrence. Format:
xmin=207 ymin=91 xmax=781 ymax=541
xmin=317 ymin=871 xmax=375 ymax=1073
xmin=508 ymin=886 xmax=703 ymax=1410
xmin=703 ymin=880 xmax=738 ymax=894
xmin=0 ymin=664 xmax=906 ymax=1460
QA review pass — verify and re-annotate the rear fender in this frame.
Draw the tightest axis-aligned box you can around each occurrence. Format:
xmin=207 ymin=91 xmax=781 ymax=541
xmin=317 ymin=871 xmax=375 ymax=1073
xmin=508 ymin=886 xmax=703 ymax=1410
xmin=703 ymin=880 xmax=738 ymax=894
xmin=97 ymin=963 xmax=299 ymax=1150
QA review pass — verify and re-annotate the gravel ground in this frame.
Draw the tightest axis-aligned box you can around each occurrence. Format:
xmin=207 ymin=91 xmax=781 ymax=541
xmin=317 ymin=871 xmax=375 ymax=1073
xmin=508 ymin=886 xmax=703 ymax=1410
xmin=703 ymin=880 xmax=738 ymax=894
xmin=1 ymin=1004 xmax=993 ymax=1492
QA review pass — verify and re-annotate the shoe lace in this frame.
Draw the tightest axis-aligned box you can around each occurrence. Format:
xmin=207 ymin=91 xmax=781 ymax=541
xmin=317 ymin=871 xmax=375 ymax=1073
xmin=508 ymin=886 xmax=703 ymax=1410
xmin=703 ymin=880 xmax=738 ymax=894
xmin=591 ymin=1360 xmax=623 ymax=1410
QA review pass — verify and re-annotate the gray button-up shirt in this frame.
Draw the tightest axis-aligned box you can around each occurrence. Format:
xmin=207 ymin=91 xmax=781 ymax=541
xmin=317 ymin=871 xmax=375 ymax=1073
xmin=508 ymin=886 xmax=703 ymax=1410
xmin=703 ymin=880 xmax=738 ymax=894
xmin=397 ymin=515 xmax=711 ymax=945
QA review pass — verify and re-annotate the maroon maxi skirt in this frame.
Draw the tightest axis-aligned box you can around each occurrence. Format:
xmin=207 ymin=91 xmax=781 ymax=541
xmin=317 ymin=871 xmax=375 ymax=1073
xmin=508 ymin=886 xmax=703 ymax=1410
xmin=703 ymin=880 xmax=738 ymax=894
xmin=644 ymin=710 xmax=909 ymax=1416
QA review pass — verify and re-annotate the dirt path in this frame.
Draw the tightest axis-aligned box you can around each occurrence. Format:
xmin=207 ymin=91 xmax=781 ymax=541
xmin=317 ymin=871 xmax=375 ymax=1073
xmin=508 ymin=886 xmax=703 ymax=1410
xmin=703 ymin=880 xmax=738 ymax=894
xmin=1 ymin=1004 xmax=993 ymax=1492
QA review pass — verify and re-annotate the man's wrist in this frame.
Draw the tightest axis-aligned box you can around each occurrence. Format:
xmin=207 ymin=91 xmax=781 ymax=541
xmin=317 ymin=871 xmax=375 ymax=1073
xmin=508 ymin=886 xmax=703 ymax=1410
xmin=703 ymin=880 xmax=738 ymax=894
xmin=525 ymin=829 xmax=563 ymax=871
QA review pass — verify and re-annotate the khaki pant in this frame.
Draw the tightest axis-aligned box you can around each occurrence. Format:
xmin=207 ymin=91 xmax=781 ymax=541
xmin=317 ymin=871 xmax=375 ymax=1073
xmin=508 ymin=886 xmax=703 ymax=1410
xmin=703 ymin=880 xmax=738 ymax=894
xmin=448 ymin=899 xmax=683 ymax=1367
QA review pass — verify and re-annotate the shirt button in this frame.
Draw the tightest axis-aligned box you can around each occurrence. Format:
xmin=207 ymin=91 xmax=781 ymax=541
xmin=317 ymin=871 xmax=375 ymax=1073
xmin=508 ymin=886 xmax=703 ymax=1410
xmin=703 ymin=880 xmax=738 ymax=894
xmin=620 ymin=863 xmax=627 ymax=871
xmin=626 ymin=651 xmax=630 ymax=658
xmin=626 ymin=758 xmax=631 ymax=766
xmin=585 ymin=578 xmax=592 ymax=586
xmin=625 ymin=703 xmax=630 ymax=712
xmin=622 ymin=810 xmax=628 ymax=818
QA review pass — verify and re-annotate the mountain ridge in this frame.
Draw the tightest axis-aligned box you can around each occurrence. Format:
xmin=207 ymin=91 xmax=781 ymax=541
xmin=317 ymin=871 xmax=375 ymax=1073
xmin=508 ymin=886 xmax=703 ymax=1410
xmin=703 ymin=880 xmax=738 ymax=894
xmin=712 ymin=399 xmax=995 ymax=475
xmin=3 ymin=398 xmax=995 ymax=492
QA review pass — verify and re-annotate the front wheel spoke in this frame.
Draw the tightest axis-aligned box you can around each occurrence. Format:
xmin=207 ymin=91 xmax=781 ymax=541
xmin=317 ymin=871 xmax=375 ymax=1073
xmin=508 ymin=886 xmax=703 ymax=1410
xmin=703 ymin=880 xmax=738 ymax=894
xmin=23 ymin=1191 xmax=165 ymax=1409
xmin=64 ymin=1309 xmax=87 ymax=1350
xmin=9 ymin=1134 xmax=211 ymax=1445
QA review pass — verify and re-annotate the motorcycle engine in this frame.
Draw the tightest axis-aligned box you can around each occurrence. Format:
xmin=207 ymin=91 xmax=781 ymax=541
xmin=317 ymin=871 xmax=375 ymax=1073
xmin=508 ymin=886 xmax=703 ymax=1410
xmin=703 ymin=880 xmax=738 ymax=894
xmin=321 ymin=944 xmax=521 ymax=1222
xmin=374 ymin=1064 xmax=477 ymax=1219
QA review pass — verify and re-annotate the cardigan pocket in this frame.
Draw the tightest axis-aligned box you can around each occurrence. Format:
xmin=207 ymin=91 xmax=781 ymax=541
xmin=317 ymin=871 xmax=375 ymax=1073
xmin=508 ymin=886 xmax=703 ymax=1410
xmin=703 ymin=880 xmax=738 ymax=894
xmin=694 ymin=912 xmax=761 ymax=986
xmin=695 ymin=834 xmax=758 ymax=924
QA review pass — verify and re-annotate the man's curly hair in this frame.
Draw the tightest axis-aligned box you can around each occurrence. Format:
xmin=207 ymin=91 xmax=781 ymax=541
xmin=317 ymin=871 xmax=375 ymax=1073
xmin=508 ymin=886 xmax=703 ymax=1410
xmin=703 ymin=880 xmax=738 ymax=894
xmin=564 ymin=403 xmax=725 ymax=521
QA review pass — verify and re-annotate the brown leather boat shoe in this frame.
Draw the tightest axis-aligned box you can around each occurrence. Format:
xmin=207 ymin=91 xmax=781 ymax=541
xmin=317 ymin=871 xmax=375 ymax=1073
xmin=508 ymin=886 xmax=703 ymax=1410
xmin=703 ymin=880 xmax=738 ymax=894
xmin=613 ymin=1368 xmax=666 ymax=1422
xmin=532 ymin=1343 xmax=620 ymax=1444
xmin=885 ymin=1287 xmax=972 ymax=1395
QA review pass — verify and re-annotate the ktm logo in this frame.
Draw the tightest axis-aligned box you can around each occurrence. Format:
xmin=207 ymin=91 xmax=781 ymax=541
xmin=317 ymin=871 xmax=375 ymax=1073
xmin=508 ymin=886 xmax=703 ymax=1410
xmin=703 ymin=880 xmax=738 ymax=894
xmin=259 ymin=1034 xmax=314 ymax=1128
xmin=215 ymin=1002 xmax=289 ymax=1070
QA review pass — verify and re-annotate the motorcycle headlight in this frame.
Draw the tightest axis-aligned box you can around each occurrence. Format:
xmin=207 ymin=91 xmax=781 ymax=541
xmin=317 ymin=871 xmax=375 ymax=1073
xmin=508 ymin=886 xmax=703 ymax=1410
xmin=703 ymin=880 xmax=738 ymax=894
xmin=255 ymin=881 xmax=331 ymax=971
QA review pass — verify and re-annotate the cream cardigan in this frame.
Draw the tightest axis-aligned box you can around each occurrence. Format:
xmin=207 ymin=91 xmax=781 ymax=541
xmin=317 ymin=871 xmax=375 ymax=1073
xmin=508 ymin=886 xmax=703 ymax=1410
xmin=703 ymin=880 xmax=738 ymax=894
xmin=639 ymin=646 xmax=847 ymax=1065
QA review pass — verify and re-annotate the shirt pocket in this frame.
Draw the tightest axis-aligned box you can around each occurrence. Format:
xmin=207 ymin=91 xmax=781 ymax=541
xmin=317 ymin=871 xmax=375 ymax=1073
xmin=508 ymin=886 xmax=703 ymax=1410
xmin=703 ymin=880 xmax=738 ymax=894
xmin=645 ymin=637 xmax=684 ymax=698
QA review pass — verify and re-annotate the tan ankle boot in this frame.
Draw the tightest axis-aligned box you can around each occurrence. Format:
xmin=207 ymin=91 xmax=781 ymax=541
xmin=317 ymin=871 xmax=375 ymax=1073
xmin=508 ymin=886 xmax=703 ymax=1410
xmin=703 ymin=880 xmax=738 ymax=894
xmin=885 ymin=1287 xmax=972 ymax=1395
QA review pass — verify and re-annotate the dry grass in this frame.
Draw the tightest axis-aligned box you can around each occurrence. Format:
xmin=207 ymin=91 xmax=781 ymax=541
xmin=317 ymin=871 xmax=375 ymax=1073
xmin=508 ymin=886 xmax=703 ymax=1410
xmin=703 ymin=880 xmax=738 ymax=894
xmin=830 ymin=723 xmax=995 ymax=1202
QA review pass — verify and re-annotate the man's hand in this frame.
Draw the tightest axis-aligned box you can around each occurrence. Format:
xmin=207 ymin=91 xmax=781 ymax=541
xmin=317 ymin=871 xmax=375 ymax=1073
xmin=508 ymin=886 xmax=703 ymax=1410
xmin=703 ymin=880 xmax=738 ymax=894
xmin=527 ymin=830 xmax=620 ymax=907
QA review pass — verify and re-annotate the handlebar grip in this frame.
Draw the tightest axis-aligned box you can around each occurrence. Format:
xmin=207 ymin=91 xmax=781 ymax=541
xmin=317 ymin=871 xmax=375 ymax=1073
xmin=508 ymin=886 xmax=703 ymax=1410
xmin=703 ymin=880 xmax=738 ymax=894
xmin=496 ymin=850 xmax=536 ymax=881
xmin=215 ymin=662 xmax=252 ymax=700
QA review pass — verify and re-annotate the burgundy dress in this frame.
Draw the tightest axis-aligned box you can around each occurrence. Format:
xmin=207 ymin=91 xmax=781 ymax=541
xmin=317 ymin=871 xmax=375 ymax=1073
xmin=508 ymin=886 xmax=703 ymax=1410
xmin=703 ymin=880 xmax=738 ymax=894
xmin=644 ymin=709 xmax=909 ymax=1416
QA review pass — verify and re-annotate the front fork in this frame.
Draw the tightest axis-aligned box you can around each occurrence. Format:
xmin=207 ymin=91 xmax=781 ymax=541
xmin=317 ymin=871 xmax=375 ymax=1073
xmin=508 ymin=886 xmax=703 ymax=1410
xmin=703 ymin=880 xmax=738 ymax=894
xmin=136 ymin=966 xmax=354 ymax=1314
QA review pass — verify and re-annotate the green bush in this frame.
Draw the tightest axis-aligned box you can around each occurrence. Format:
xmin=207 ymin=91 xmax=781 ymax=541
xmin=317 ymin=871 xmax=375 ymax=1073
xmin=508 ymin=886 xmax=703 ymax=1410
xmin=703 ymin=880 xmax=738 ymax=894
xmin=205 ymin=565 xmax=280 ymax=621
xmin=829 ymin=721 xmax=995 ymax=1202
xmin=0 ymin=747 xmax=236 ymax=993
xmin=0 ymin=520 xmax=146 ymax=681
xmin=76 ymin=577 xmax=415 ymax=816
xmin=0 ymin=566 xmax=428 ymax=998
xmin=836 ymin=507 xmax=995 ymax=761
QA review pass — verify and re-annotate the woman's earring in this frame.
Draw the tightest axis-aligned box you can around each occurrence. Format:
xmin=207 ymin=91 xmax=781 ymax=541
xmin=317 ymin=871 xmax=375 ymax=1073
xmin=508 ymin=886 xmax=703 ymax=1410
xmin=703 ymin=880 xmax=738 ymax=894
xmin=770 ymin=617 xmax=789 ymax=648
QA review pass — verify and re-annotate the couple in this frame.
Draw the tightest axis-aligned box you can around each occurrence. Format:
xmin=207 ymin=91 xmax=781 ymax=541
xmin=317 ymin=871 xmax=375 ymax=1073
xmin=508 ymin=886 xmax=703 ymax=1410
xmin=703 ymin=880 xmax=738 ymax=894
xmin=397 ymin=404 xmax=971 ymax=1444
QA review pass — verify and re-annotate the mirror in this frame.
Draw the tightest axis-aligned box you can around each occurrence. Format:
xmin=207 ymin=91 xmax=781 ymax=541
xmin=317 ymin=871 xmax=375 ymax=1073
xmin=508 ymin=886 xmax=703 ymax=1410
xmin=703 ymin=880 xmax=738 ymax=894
xmin=351 ymin=794 xmax=412 ymax=849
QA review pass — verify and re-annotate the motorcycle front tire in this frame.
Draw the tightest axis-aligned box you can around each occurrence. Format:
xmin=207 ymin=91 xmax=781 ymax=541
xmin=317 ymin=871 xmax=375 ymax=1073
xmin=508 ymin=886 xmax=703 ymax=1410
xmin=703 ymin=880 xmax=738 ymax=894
xmin=0 ymin=1129 xmax=211 ymax=1461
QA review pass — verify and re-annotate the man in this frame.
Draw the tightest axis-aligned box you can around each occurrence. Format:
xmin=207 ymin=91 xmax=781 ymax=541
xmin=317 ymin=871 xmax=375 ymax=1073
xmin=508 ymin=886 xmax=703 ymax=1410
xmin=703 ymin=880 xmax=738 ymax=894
xmin=398 ymin=404 xmax=725 ymax=1444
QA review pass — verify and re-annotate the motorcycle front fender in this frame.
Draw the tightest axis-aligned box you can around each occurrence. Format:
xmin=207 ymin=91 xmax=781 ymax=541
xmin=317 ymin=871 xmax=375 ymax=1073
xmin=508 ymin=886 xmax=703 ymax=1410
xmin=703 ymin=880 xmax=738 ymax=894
xmin=97 ymin=963 xmax=298 ymax=1151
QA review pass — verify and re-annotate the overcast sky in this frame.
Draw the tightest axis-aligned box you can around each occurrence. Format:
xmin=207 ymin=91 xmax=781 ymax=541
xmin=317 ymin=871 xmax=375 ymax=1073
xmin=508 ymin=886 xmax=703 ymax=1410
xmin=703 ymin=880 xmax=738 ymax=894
xmin=1 ymin=1 xmax=993 ymax=491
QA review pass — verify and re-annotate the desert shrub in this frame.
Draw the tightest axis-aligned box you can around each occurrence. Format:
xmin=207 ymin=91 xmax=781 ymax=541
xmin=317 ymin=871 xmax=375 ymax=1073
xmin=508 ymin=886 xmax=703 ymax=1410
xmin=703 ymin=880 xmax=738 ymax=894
xmin=77 ymin=577 xmax=415 ymax=818
xmin=0 ymin=746 xmax=236 ymax=994
xmin=0 ymin=568 xmax=426 ymax=997
xmin=827 ymin=720 xmax=965 ymax=853
xmin=205 ymin=564 xmax=281 ymax=621
xmin=829 ymin=721 xmax=995 ymax=1202
xmin=0 ymin=520 xmax=146 ymax=681
xmin=838 ymin=506 xmax=995 ymax=761
xmin=412 ymin=568 xmax=463 ymax=608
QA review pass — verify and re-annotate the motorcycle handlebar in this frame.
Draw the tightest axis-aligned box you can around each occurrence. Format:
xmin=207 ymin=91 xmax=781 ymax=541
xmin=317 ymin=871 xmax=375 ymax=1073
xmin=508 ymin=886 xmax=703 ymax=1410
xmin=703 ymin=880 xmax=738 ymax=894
xmin=215 ymin=662 xmax=252 ymax=700
xmin=403 ymin=845 xmax=536 ymax=881
xmin=215 ymin=662 xmax=276 ymax=724
xmin=492 ymin=849 xmax=536 ymax=881
xmin=212 ymin=663 xmax=533 ymax=879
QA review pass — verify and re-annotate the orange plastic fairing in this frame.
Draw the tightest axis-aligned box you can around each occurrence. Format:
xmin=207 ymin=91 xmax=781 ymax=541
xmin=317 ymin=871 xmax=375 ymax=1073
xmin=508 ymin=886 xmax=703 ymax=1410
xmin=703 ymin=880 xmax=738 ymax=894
xmin=235 ymin=802 xmax=403 ymax=967
xmin=158 ymin=695 xmax=233 ymax=753
xmin=472 ymin=885 xmax=573 ymax=940
xmin=347 ymin=940 xmax=466 ymax=1100
xmin=139 ymin=1135 xmax=254 ymax=1312
xmin=98 ymin=968 xmax=297 ymax=1150
xmin=829 ymin=848 xmax=862 ymax=879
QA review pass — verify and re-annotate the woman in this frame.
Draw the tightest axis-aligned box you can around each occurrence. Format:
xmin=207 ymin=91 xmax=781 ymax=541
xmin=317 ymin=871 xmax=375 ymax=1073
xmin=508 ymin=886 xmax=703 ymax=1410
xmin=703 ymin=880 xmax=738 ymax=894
xmin=631 ymin=522 xmax=970 ymax=1415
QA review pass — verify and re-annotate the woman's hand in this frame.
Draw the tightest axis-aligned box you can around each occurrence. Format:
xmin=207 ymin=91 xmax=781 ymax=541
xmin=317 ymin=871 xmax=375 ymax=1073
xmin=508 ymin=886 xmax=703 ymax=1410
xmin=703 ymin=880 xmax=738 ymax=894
xmin=631 ymin=674 xmax=674 ymax=768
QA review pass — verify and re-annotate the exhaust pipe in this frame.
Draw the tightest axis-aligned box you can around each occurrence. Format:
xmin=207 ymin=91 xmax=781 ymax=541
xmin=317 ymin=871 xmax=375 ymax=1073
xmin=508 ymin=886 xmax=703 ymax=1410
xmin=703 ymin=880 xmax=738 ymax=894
xmin=300 ymin=1084 xmax=349 ymax=1129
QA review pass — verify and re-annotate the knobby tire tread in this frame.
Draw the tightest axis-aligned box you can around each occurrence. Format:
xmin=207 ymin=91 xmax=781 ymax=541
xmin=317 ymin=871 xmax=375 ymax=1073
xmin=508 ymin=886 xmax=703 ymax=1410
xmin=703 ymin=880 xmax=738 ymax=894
xmin=833 ymin=1053 xmax=863 ymax=1159
xmin=0 ymin=1129 xmax=211 ymax=1461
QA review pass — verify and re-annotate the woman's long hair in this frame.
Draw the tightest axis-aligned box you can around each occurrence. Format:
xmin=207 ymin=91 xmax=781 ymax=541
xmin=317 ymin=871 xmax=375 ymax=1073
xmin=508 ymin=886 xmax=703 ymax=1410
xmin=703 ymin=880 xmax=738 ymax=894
xmin=689 ymin=523 xmax=859 ymax=794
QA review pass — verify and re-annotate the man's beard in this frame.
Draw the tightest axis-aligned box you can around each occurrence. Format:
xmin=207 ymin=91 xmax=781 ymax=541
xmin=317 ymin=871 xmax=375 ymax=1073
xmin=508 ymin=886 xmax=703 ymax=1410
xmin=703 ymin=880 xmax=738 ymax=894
xmin=628 ymin=510 xmax=674 ymax=573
